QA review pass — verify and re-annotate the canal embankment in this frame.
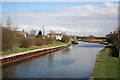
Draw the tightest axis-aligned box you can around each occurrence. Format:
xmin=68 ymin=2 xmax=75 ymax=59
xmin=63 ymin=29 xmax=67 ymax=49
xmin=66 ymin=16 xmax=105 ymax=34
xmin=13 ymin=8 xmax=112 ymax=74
xmin=78 ymin=40 xmax=108 ymax=45
xmin=90 ymin=43 xmax=119 ymax=78
xmin=0 ymin=42 xmax=71 ymax=64
xmin=1 ymin=41 xmax=70 ymax=56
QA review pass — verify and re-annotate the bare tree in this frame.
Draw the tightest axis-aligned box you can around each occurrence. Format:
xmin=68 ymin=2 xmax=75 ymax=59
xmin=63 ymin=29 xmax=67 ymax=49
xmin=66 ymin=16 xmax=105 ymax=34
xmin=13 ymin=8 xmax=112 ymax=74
xmin=6 ymin=16 xmax=18 ymax=31
xmin=7 ymin=16 xmax=18 ymax=31
xmin=12 ymin=25 xmax=18 ymax=31
xmin=30 ymin=29 xmax=36 ymax=36
xmin=62 ymin=34 xmax=70 ymax=43
xmin=6 ymin=16 xmax=12 ymax=29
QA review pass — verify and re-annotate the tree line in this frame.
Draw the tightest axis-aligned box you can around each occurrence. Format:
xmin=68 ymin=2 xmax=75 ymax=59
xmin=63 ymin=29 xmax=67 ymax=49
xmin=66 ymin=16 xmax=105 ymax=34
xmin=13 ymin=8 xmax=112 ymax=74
xmin=1 ymin=25 xmax=70 ymax=51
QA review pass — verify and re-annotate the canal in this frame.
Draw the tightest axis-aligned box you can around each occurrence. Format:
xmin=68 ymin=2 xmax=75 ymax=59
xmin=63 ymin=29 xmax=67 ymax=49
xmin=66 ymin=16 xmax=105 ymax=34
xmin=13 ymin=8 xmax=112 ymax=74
xmin=2 ymin=41 xmax=105 ymax=78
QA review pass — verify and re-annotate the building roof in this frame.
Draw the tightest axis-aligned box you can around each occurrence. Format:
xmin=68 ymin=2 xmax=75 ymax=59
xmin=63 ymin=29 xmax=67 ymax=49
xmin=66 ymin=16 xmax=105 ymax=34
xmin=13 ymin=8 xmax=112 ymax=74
xmin=13 ymin=31 xmax=28 ymax=36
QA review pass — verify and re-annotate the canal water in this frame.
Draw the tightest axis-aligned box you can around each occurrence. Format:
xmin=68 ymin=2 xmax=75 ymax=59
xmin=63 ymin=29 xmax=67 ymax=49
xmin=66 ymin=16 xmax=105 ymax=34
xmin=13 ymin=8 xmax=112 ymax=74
xmin=2 ymin=41 xmax=105 ymax=78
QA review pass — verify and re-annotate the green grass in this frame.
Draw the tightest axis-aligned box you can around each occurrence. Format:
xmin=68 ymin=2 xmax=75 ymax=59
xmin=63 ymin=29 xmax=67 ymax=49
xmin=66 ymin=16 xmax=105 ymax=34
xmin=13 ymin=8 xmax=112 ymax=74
xmin=91 ymin=44 xmax=119 ymax=78
xmin=0 ymin=41 xmax=70 ymax=55
xmin=78 ymin=40 xmax=108 ymax=45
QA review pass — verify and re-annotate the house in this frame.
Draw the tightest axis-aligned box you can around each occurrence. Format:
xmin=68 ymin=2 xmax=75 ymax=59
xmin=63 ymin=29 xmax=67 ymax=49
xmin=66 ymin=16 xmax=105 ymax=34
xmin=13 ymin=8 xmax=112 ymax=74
xmin=14 ymin=30 xmax=28 ymax=37
xmin=47 ymin=33 xmax=63 ymax=40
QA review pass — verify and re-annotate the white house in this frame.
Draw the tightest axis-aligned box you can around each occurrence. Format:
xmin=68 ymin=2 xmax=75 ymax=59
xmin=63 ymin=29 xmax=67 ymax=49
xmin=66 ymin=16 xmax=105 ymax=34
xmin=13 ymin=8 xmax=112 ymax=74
xmin=47 ymin=33 xmax=63 ymax=40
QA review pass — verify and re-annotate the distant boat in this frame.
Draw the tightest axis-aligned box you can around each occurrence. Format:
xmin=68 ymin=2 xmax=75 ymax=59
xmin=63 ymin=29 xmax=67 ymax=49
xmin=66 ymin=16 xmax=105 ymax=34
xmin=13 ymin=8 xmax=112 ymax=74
xmin=71 ymin=39 xmax=79 ymax=44
xmin=73 ymin=41 xmax=79 ymax=44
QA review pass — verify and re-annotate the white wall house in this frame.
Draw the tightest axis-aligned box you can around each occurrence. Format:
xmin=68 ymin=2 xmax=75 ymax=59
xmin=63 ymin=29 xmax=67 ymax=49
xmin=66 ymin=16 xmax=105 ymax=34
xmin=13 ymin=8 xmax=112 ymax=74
xmin=47 ymin=33 xmax=63 ymax=40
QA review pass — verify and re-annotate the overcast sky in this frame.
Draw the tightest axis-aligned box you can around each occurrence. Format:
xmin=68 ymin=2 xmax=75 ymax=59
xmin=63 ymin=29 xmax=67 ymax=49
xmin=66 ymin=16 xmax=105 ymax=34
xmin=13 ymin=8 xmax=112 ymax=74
xmin=2 ymin=2 xmax=118 ymax=36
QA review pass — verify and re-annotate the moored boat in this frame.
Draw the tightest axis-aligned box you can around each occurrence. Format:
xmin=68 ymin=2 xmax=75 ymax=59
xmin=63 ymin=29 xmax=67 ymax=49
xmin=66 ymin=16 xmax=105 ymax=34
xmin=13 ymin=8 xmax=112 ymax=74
xmin=73 ymin=41 xmax=78 ymax=44
xmin=71 ymin=39 xmax=79 ymax=44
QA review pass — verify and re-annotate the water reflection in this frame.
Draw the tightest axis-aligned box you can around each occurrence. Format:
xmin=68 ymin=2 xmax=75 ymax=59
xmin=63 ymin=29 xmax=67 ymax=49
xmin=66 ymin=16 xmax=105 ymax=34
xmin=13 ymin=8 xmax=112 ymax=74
xmin=56 ymin=58 xmax=75 ymax=66
xmin=47 ymin=53 xmax=54 ymax=67
xmin=77 ymin=44 xmax=105 ymax=48
xmin=61 ymin=47 xmax=71 ymax=55
xmin=2 ymin=41 xmax=105 ymax=78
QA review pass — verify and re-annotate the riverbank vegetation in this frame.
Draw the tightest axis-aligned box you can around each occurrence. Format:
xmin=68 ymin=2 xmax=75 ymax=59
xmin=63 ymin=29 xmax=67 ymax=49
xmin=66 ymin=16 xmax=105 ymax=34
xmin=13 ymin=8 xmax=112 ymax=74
xmin=91 ymin=26 xmax=120 ymax=78
xmin=1 ymin=41 xmax=70 ymax=55
xmin=91 ymin=44 xmax=119 ymax=78
xmin=79 ymin=40 xmax=108 ymax=45
xmin=1 ymin=25 xmax=71 ymax=55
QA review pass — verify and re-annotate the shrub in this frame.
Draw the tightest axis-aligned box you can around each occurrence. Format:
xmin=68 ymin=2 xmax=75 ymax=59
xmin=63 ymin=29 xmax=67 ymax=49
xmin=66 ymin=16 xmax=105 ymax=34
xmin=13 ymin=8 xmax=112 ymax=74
xmin=35 ymin=38 xmax=44 ymax=46
xmin=36 ymin=31 xmax=42 ymax=38
xmin=2 ymin=27 xmax=17 ymax=50
xmin=44 ymin=37 xmax=54 ymax=45
xmin=62 ymin=35 xmax=70 ymax=43
xmin=20 ymin=37 xmax=35 ymax=48
xmin=35 ymin=37 xmax=55 ymax=46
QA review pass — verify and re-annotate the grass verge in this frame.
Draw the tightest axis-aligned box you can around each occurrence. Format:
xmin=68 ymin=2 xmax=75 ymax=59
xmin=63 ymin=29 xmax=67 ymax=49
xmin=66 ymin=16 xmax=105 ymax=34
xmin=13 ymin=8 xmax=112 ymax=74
xmin=0 ymin=41 xmax=70 ymax=56
xmin=91 ymin=44 xmax=119 ymax=78
xmin=78 ymin=40 xmax=108 ymax=45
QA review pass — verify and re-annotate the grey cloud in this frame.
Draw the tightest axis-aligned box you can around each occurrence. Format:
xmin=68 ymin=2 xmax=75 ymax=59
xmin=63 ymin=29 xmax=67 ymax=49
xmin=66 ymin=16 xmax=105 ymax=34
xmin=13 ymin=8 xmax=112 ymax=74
xmin=3 ymin=2 xmax=118 ymax=36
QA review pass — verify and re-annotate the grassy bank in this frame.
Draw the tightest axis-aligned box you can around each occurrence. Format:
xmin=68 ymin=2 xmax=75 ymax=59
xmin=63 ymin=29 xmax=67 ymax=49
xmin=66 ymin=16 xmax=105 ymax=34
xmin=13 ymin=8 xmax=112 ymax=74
xmin=91 ymin=44 xmax=119 ymax=78
xmin=1 ymin=41 xmax=70 ymax=56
